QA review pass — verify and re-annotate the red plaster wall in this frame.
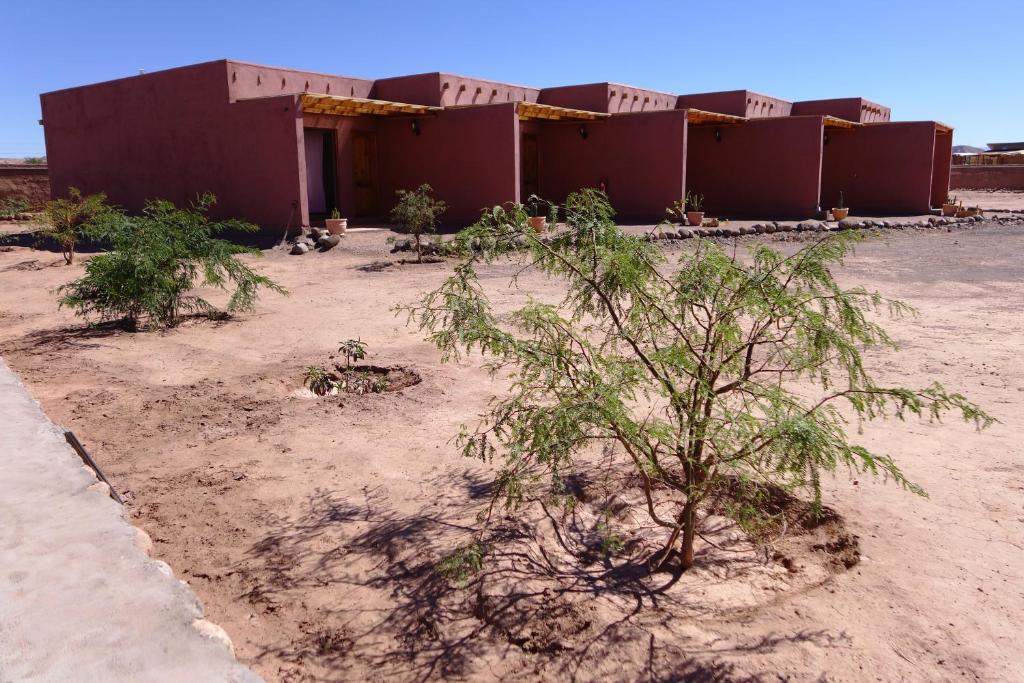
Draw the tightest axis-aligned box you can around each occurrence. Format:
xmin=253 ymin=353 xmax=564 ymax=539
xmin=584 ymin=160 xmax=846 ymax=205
xmin=931 ymin=132 xmax=953 ymax=206
xmin=226 ymin=60 xmax=373 ymax=101
xmin=950 ymin=165 xmax=1024 ymax=191
xmin=534 ymin=110 xmax=688 ymax=221
xmin=820 ymin=122 xmax=937 ymax=215
xmin=375 ymin=103 xmax=520 ymax=224
xmin=41 ymin=61 xmax=304 ymax=231
xmin=540 ymin=83 xmax=676 ymax=114
xmin=792 ymin=98 xmax=891 ymax=123
xmin=0 ymin=166 xmax=50 ymax=209
xmin=686 ymin=116 xmax=823 ymax=218
xmin=372 ymin=73 xmax=538 ymax=107
xmin=675 ymin=90 xmax=792 ymax=118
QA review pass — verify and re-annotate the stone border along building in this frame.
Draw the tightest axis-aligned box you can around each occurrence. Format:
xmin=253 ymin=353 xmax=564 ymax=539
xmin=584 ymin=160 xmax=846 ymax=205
xmin=40 ymin=59 xmax=952 ymax=232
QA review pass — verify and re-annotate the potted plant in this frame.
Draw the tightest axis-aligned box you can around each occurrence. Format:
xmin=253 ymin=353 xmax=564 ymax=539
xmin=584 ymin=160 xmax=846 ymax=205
xmin=526 ymin=195 xmax=547 ymax=231
xmin=832 ymin=191 xmax=849 ymax=221
xmin=942 ymin=195 xmax=959 ymax=217
xmin=685 ymin=191 xmax=704 ymax=227
xmin=326 ymin=208 xmax=347 ymax=235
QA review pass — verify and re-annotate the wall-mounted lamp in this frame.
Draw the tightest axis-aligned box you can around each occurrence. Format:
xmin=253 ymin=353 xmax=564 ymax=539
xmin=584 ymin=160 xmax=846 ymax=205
xmin=411 ymin=119 xmax=421 ymax=136
xmin=823 ymin=132 xmax=830 ymax=145
xmin=714 ymin=128 xmax=722 ymax=143
xmin=579 ymin=124 xmax=588 ymax=140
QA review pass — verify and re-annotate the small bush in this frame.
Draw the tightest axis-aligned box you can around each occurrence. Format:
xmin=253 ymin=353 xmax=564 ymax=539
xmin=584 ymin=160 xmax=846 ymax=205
xmin=437 ymin=542 xmax=486 ymax=587
xmin=39 ymin=188 xmax=114 ymax=264
xmin=0 ymin=197 xmax=30 ymax=220
xmin=389 ymin=184 xmax=447 ymax=263
xmin=58 ymin=193 xmax=286 ymax=329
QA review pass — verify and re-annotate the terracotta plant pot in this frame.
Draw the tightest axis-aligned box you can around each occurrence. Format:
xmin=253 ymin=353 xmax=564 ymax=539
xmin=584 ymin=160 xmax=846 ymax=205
xmin=326 ymin=218 xmax=347 ymax=235
xmin=686 ymin=211 xmax=705 ymax=227
xmin=941 ymin=203 xmax=958 ymax=217
xmin=528 ymin=216 xmax=547 ymax=231
xmin=831 ymin=207 xmax=849 ymax=221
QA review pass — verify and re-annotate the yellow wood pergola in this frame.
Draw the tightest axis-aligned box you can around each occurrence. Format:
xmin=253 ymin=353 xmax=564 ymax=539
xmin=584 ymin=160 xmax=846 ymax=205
xmin=301 ymin=93 xmax=441 ymax=117
xmin=516 ymin=101 xmax=609 ymax=121
xmin=684 ymin=108 xmax=746 ymax=126
xmin=823 ymin=115 xmax=861 ymax=129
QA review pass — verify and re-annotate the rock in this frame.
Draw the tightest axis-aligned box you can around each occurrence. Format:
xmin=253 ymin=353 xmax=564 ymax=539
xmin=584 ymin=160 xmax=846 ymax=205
xmin=798 ymin=220 xmax=821 ymax=232
xmin=780 ymin=223 xmax=795 ymax=232
xmin=677 ymin=228 xmax=693 ymax=239
xmin=290 ymin=242 xmax=309 ymax=255
xmin=837 ymin=218 xmax=860 ymax=231
xmin=191 ymin=619 xmax=236 ymax=657
xmin=752 ymin=223 xmax=765 ymax=233
xmin=765 ymin=224 xmax=777 ymax=234
xmin=318 ymin=234 xmax=341 ymax=250
xmin=310 ymin=227 xmax=327 ymax=240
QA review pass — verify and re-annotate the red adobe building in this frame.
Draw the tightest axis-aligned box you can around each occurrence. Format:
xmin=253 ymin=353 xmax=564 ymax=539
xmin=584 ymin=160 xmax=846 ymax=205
xmin=40 ymin=60 xmax=952 ymax=231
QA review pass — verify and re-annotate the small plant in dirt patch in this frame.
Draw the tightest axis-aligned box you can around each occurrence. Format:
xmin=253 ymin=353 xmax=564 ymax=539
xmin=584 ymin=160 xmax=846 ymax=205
xmin=304 ymin=366 xmax=336 ymax=396
xmin=389 ymin=183 xmax=447 ymax=264
xmin=22 ymin=156 xmax=46 ymax=165
xmin=405 ymin=188 xmax=993 ymax=572
xmin=0 ymin=197 xmax=30 ymax=220
xmin=438 ymin=541 xmax=486 ymax=587
xmin=58 ymin=193 xmax=286 ymax=329
xmin=39 ymin=187 xmax=115 ymax=264
xmin=338 ymin=338 xmax=367 ymax=367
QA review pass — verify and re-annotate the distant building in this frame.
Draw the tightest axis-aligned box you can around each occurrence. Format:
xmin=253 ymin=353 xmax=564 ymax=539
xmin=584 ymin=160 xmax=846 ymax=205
xmin=40 ymin=60 xmax=952 ymax=232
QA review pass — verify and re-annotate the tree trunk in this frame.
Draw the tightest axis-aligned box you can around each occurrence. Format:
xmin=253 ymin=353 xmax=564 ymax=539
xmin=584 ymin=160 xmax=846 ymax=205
xmin=679 ymin=500 xmax=697 ymax=570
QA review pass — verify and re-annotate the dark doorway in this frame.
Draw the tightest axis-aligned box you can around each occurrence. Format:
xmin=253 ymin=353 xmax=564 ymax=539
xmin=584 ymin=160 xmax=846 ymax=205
xmin=304 ymin=128 xmax=337 ymax=219
xmin=521 ymin=134 xmax=539 ymax=199
xmin=353 ymin=131 xmax=379 ymax=217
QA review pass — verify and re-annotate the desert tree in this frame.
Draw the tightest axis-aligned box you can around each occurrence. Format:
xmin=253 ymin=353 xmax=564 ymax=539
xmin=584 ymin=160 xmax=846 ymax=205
xmin=404 ymin=189 xmax=993 ymax=571
xmin=39 ymin=187 xmax=114 ymax=264
xmin=59 ymin=193 xmax=286 ymax=329
xmin=389 ymin=184 xmax=448 ymax=263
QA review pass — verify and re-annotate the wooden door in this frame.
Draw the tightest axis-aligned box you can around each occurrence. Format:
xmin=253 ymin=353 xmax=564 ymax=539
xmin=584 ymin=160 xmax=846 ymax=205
xmin=353 ymin=132 xmax=378 ymax=217
xmin=521 ymin=134 xmax=539 ymax=199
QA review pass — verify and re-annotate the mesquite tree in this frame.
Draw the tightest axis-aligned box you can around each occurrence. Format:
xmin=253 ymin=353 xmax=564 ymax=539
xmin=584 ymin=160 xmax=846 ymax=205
xmin=390 ymin=184 xmax=447 ymax=263
xmin=406 ymin=190 xmax=992 ymax=571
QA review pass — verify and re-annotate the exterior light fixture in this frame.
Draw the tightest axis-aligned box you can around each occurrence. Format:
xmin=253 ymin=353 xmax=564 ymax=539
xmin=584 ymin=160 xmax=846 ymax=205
xmin=579 ymin=124 xmax=588 ymax=140
xmin=714 ymin=128 xmax=722 ymax=142
xmin=411 ymin=119 xmax=421 ymax=136
xmin=824 ymin=132 xmax=830 ymax=145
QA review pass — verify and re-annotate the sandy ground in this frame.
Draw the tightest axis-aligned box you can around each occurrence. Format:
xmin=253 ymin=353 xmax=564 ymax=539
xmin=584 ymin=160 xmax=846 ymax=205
xmin=1 ymin=223 xmax=1022 ymax=682
xmin=952 ymin=190 xmax=1024 ymax=212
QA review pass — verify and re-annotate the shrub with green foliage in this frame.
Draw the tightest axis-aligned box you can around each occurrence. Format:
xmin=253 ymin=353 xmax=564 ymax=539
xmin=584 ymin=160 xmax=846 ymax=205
xmin=58 ymin=193 xmax=285 ymax=328
xmin=0 ymin=197 xmax=30 ymax=220
xmin=405 ymin=188 xmax=993 ymax=572
xmin=40 ymin=187 xmax=113 ymax=264
xmin=389 ymin=184 xmax=447 ymax=263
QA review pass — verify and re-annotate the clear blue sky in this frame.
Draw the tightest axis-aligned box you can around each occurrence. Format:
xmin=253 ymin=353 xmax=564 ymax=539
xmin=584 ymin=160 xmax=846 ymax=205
xmin=3 ymin=0 xmax=1021 ymax=155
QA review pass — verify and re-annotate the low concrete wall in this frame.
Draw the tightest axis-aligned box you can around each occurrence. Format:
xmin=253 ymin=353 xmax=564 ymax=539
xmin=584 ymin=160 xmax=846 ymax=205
xmin=0 ymin=165 xmax=49 ymax=208
xmin=951 ymin=166 xmax=1024 ymax=191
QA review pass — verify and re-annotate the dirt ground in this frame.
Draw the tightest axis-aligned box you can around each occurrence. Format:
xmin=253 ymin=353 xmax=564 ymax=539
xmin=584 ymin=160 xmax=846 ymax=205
xmin=1 ymin=222 xmax=1022 ymax=682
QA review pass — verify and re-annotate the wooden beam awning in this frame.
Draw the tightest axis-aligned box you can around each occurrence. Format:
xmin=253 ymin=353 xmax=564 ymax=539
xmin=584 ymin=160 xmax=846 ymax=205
xmin=301 ymin=93 xmax=441 ymax=117
xmin=516 ymin=102 xmax=608 ymax=121
xmin=685 ymin=108 xmax=746 ymax=125
xmin=823 ymin=115 xmax=860 ymax=129
xmin=935 ymin=121 xmax=953 ymax=135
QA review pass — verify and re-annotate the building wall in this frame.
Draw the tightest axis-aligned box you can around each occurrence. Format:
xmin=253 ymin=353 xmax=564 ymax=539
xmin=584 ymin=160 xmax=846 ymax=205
xmin=820 ymin=122 xmax=937 ymax=215
xmin=226 ymin=60 xmax=373 ymax=101
xmin=41 ymin=61 xmax=304 ymax=231
xmin=372 ymin=73 xmax=539 ymax=107
xmin=931 ymin=131 xmax=953 ymax=207
xmin=539 ymin=83 xmax=676 ymax=114
xmin=299 ymin=113 xmax=379 ymax=222
xmin=951 ymin=165 xmax=1024 ymax=191
xmin=532 ymin=110 xmax=687 ymax=221
xmin=686 ymin=116 xmax=823 ymax=218
xmin=375 ymin=103 xmax=519 ymax=224
xmin=676 ymin=90 xmax=792 ymax=118
xmin=0 ymin=166 xmax=50 ymax=209
xmin=792 ymin=98 xmax=891 ymax=123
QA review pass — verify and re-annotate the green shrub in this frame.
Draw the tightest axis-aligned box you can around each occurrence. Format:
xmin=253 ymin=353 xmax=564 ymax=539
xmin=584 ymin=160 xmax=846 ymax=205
xmin=39 ymin=188 xmax=114 ymax=264
xmin=389 ymin=184 xmax=447 ymax=263
xmin=58 ymin=193 xmax=285 ymax=329
xmin=0 ymin=197 xmax=30 ymax=220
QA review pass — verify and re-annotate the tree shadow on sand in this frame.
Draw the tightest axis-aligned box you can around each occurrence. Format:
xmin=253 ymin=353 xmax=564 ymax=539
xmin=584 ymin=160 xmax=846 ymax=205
xmin=237 ymin=471 xmax=849 ymax=682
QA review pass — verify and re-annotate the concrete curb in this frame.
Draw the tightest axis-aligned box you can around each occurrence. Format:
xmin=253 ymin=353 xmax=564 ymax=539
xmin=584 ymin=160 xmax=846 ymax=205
xmin=0 ymin=358 xmax=261 ymax=682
